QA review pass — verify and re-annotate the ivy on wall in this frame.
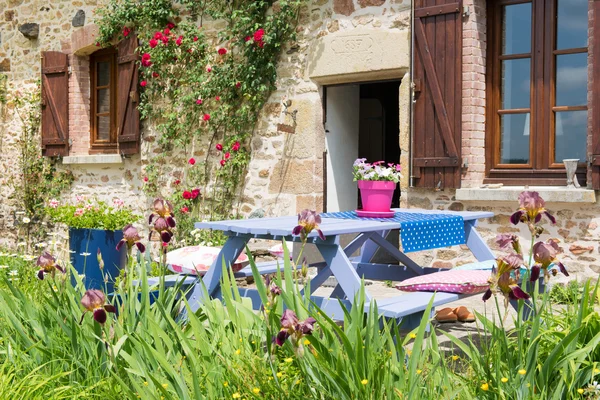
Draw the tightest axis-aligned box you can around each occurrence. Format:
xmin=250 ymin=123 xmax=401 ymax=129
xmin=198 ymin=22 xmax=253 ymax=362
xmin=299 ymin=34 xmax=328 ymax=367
xmin=96 ymin=0 xmax=302 ymax=246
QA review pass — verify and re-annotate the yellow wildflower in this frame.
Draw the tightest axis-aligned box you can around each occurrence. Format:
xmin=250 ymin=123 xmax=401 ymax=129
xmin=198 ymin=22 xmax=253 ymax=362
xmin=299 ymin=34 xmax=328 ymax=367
xmin=284 ymin=357 xmax=293 ymax=363
xmin=416 ymin=369 xmax=422 ymax=375
xmin=235 ymin=349 xmax=241 ymax=355
xmin=361 ymin=379 xmax=368 ymax=385
xmin=143 ymin=381 xmax=149 ymax=386
xmin=526 ymin=383 xmax=531 ymax=388
xmin=481 ymin=383 xmax=489 ymax=391
xmin=223 ymin=382 xmax=228 ymax=387
xmin=239 ymin=338 xmax=243 ymax=343
xmin=409 ymin=333 xmax=417 ymax=339
xmin=304 ymin=339 xmax=310 ymax=345
xmin=232 ymin=393 xmax=241 ymax=399
xmin=252 ymin=388 xmax=260 ymax=394
xmin=594 ymin=368 xmax=600 ymax=374
xmin=162 ymin=383 xmax=168 ymax=389
xmin=578 ymin=389 xmax=584 ymax=394
xmin=451 ymin=355 xmax=459 ymax=361
xmin=518 ymin=369 xmax=526 ymax=375
xmin=501 ymin=377 xmax=508 ymax=383
xmin=276 ymin=372 xmax=283 ymax=378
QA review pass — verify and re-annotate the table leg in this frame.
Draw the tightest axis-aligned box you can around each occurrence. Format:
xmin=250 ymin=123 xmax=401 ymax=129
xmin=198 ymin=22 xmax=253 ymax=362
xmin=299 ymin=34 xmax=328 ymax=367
xmin=185 ymin=235 xmax=249 ymax=315
xmin=464 ymin=220 xmax=495 ymax=261
xmin=317 ymin=243 xmax=372 ymax=303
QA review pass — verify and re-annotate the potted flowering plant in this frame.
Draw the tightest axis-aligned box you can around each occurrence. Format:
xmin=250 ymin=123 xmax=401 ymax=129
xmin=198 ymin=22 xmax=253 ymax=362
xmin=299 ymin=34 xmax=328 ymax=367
xmin=45 ymin=197 xmax=139 ymax=292
xmin=352 ymin=158 xmax=402 ymax=214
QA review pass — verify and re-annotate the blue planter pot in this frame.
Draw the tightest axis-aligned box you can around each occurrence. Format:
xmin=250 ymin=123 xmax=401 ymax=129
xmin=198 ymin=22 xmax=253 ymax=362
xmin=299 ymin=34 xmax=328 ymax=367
xmin=69 ymin=228 xmax=126 ymax=293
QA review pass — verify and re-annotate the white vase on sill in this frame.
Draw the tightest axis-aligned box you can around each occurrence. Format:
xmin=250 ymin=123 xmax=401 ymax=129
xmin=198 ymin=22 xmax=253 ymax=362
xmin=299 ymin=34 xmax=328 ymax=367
xmin=563 ymin=159 xmax=580 ymax=188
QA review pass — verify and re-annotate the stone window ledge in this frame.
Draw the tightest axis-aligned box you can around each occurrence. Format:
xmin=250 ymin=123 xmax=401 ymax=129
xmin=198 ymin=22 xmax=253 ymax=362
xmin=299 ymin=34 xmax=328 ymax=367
xmin=456 ymin=186 xmax=597 ymax=203
xmin=62 ymin=155 xmax=123 ymax=165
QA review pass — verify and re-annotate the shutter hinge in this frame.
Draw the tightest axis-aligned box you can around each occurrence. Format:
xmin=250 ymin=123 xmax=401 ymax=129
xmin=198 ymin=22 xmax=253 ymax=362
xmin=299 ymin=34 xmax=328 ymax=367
xmin=68 ymin=66 xmax=72 ymax=75
xmin=462 ymin=5 xmax=470 ymax=17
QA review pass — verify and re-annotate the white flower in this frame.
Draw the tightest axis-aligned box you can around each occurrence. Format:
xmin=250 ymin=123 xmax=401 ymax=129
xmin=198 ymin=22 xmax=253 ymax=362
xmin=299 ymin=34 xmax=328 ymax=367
xmin=8 ymin=270 xmax=18 ymax=276
xmin=8 ymin=278 xmax=19 ymax=282
xmin=35 ymin=242 xmax=48 ymax=248
xmin=22 ymin=217 xmax=30 ymax=224
xmin=80 ymin=252 xmax=91 ymax=257
xmin=69 ymin=250 xmax=76 ymax=254
xmin=17 ymin=242 xmax=26 ymax=247
xmin=0 ymin=265 xmax=9 ymax=269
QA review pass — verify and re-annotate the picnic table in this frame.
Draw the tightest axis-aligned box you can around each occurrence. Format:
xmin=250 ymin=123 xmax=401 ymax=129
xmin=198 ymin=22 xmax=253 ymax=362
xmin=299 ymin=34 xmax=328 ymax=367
xmin=174 ymin=208 xmax=495 ymax=329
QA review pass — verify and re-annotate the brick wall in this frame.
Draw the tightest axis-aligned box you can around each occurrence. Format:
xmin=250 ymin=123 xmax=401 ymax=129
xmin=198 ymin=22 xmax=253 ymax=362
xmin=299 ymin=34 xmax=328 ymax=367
xmin=461 ymin=0 xmax=487 ymax=188
xmin=67 ymin=53 xmax=91 ymax=155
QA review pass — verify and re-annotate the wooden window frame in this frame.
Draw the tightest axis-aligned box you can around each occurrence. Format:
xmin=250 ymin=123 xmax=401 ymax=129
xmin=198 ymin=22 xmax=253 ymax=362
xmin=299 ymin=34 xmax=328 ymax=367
xmin=90 ymin=48 xmax=118 ymax=154
xmin=485 ymin=0 xmax=588 ymax=186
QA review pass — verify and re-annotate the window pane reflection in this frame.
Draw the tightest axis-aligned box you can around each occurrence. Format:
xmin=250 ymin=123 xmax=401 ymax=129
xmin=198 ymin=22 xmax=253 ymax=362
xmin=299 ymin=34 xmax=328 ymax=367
xmin=97 ymin=62 xmax=110 ymax=86
xmin=502 ymin=59 xmax=530 ymax=109
xmin=557 ymin=0 xmax=588 ymax=50
xmin=556 ymin=53 xmax=588 ymax=107
xmin=502 ymin=3 xmax=532 ymax=55
xmin=97 ymin=116 xmax=110 ymax=141
xmin=97 ymin=88 xmax=110 ymax=113
xmin=500 ymin=113 xmax=530 ymax=164
xmin=555 ymin=110 xmax=587 ymax=162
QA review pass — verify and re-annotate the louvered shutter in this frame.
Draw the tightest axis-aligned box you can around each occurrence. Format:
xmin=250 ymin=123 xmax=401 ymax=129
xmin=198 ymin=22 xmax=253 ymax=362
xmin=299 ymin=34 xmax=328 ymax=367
xmin=41 ymin=51 xmax=69 ymax=157
xmin=117 ymin=34 xmax=140 ymax=155
xmin=591 ymin=0 xmax=600 ymax=188
xmin=412 ymin=0 xmax=462 ymax=188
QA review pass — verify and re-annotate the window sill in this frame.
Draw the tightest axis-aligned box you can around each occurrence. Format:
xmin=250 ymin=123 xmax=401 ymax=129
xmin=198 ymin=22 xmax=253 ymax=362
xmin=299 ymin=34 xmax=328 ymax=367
xmin=62 ymin=155 xmax=123 ymax=165
xmin=456 ymin=186 xmax=597 ymax=204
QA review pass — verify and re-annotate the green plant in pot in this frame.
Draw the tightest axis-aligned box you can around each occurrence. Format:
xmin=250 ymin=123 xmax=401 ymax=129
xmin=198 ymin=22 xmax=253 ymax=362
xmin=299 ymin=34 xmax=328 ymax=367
xmin=45 ymin=196 xmax=139 ymax=292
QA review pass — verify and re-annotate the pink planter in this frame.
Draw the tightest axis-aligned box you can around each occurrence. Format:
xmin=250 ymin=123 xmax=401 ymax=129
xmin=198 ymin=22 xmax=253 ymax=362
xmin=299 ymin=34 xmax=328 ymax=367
xmin=357 ymin=180 xmax=397 ymax=212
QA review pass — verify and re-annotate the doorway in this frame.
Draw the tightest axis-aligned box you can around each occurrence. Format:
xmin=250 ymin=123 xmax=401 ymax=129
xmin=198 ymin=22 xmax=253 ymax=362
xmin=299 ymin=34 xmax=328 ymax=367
xmin=325 ymin=80 xmax=401 ymax=213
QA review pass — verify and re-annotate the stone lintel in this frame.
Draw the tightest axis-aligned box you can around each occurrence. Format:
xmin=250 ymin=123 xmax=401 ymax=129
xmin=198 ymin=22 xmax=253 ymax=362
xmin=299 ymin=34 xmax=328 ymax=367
xmin=455 ymin=187 xmax=597 ymax=204
xmin=62 ymin=154 xmax=123 ymax=165
xmin=71 ymin=24 xmax=100 ymax=56
xmin=308 ymin=29 xmax=410 ymax=85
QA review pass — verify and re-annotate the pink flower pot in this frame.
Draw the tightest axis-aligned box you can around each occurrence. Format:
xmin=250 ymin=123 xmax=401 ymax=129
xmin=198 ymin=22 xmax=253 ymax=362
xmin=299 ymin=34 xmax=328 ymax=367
xmin=357 ymin=180 xmax=397 ymax=212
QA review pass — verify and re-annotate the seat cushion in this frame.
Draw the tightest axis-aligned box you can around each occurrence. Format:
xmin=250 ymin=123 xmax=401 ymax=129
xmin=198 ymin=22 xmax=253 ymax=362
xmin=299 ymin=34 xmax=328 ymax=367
xmin=269 ymin=243 xmax=293 ymax=259
xmin=396 ymin=269 xmax=491 ymax=294
xmin=167 ymin=246 xmax=249 ymax=276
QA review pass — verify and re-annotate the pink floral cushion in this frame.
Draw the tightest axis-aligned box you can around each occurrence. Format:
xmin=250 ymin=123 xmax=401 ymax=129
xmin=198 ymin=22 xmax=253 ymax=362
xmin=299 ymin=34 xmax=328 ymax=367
xmin=396 ymin=270 xmax=491 ymax=294
xmin=269 ymin=243 xmax=293 ymax=260
xmin=167 ymin=246 xmax=249 ymax=276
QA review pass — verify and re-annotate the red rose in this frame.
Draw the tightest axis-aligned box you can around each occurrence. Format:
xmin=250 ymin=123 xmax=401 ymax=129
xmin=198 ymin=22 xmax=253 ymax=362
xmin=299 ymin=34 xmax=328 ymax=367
xmin=152 ymin=72 xmax=160 ymax=78
xmin=188 ymin=157 xmax=196 ymax=165
xmin=164 ymin=28 xmax=171 ymax=35
xmin=182 ymin=191 xmax=192 ymax=200
xmin=143 ymin=176 xmax=149 ymax=182
xmin=174 ymin=179 xmax=181 ymax=185
xmin=123 ymin=27 xmax=131 ymax=37
xmin=215 ymin=96 xmax=220 ymax=101
xmin=191 ymin=188 xmax=200 ymax=199
xmin=95 ymin=42 xmax=101 ymax=47
xmin=235 ymin=82 xmax=241 ymax=88
xmin=216 ymin=143 xmax=223 ymax=151
xmin=193 ymin=36 xmax=199 ymax=42
xmin=218 ymin=48 xmax=227 ymax=55
xmin=244 ymin=36 xmax=251 ymax=42
xmin=140 ymin=80 xmax=147 ymax=87
xmin=203 ymin=114 xmax=210 ymax=121
xmin=196 ymin=99 xmax=202 ymax=105
xmin=141 ymin=60 xmax=152 ymax=67
xmin=220 ymin=159 xmax=227 ymax=167
xmin=161 ymin=36 xmax=169 ymax=44
xmin=187 ymin=49 xmax=193 ymax=53
xmin=167 ymin=22 xmax=175 ymax=29
xmin=206 ymin=66 xmax=212 ymax=73
xmin=232 ymin=141 xmax=241 ymax=151
xmin=180 ymin=206 xmax=189 ymax=213
xmin=154 ymin=32 xmax=163 ymax=40
xmin=149 ymin=39 xmax=158 ymax=48
xmin=176 ymin=35 xmax=183 ymax=46
xmin=224 ymin=152 xmax=231 ymax=160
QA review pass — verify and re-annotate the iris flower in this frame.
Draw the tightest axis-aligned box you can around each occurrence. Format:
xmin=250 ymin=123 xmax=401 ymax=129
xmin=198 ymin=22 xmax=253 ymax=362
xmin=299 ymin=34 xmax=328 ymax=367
xmin=292 ymin=209 xmax=325 ymax=241
xmin=531 ymin=240 xmax=568 ymax=281
xmin=148 ymin=199 xmax=176 ymax=243
xmin=79 ymin=290 xmax=116 ymax=324
xmin=495 ymin=233 xmax=522 ymax=255
xmin=510 ymin=191 xmax=556 ymax=225
xmin=116 ymin=224 xmax=146 ymax=253
xmin=36 ymin=251 xmax=65 ymax=280
xmin=275 ymin=309 xmax=317 ymax=347
xmin=482 ymin=254 xmax=529 ymax=304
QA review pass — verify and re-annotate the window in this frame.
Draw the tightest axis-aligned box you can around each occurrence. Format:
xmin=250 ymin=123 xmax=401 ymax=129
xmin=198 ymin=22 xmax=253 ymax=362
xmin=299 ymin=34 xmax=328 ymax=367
xmin=486 ymin=0 xmax=588 ymax=185
xmin=90 ymin=48 xmax=117 ymax=152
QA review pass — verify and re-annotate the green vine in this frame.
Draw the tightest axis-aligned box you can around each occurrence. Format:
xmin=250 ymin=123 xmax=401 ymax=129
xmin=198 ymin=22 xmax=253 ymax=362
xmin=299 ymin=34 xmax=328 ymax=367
xmin=96 ymin=0 xmax=302 ymax=246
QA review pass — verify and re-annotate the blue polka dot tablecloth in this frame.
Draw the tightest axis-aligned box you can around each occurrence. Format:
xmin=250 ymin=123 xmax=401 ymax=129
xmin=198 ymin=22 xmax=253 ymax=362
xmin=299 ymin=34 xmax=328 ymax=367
xmin=320 ymin=211 xmax=465 ymax=253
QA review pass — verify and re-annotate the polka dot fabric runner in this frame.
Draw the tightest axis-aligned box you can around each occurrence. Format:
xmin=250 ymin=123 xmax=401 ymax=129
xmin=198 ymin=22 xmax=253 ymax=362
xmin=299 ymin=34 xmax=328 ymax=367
xmin=320 ymin=211 xmax=465 ymax=253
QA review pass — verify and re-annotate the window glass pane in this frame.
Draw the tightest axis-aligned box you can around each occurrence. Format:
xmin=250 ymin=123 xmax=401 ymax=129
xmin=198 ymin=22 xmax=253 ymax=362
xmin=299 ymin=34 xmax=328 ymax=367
xmin=500 ymin=113 xmax=530 ymax=164
xmin=97 ymin=88 xmax=110 ymax=114
xmin=556 ymin=53 xmax=588 ymax=106
xmin=502 ymin=3 xmax=532 ymax=55
xmin=501 ymin=59 xmax=530 ymax=109
xmin=97 ymin=116 xmax=110 ymax=141
xmin=97 ymin=62 xmax=110 ymax=86
xmin=557 ymin=0 xmax=588 ymax=50
xmin=555 ymin=110 xmax=587 ymax=162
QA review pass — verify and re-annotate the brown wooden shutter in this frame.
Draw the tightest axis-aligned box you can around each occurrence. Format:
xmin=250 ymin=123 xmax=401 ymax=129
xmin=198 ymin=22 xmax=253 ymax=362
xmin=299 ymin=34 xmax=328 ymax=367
xmin=41 ymin=51 xmax=69 ymax=157
xmin=412 ymin=0 xmax=462 ymax=188
xmin=117 ymin=34 xmax=140 ymax=155
xmin=591 ymin=0 xmax=600 ymax=189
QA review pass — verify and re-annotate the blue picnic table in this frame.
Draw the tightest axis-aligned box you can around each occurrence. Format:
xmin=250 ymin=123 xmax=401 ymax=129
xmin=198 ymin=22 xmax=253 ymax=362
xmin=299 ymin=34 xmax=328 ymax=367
xmin=171 ymin=208 xmax=495 ymax=329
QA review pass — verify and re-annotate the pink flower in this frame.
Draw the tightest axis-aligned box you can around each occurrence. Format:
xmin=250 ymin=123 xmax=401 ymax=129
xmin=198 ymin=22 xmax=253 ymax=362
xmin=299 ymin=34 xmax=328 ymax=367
xmin=224 ymin=152 xmax=231 ymax=160
xmin=180 ymin=207 xmax=189 ymax=213
xmin=193 ymin=36 xmax=198 ymax=42
xmin=218 ymin=48 xmax=227 ymax=55
xmin=196 ymin=99 xmax=203 ymax=105
xmin=232 ymin=141 xmax=241 ymax=151
xmin=140 ymin=80 xmax=147 ymax=87
xmin=216 ymin=143 xmax=223 ymax=151
xmin=220 ymin=159 xmax=226 ymax=167
xmin=176 ymin=35 xmax=183 ymax=46
xmin=206 ymin=66 xmax=212 ymax=73
xmin=215 ymin=96 xmax=220 ymax=101
xmin=74 ymin=208 xmax=85 ymax=217
xmin=203 ymin=114 xmax=210 ymax=121
xmin=149 ymin=38 xmax=158 ymax=48
xmin=49 ymin=199 xmax=59 ymax=208
xmin=143 ymin=176 xmax=149 ymax=182
xmin=123 ymin=27 xmax=131 ymax=37
xmin=113 ymin=198 xmax=125 ymax=208
xmin=188 ymin=157 xmax=196 ymax=165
